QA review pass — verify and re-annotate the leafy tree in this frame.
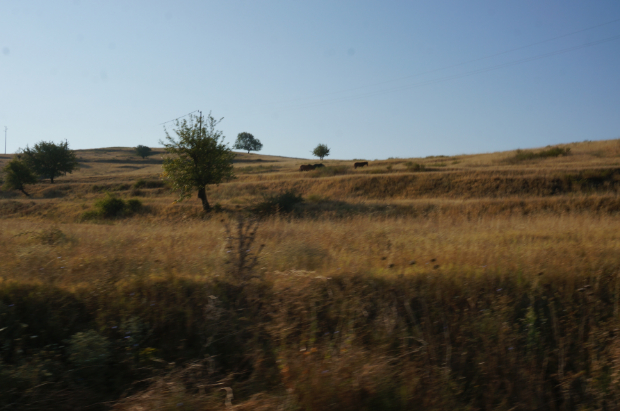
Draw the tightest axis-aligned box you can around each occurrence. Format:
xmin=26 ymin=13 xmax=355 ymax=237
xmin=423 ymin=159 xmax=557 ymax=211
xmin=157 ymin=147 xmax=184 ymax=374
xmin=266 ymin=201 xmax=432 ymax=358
xmin=160 ymin=112 xmax=235 ymax=212
xmin=2 ymin=157 xmax=38 ymax=197
xmin=22 ymin=141 xmax=79 ymax=184
xmin=312 ymin=144 xmax=330 ymax=161
xmin=233 ymin=132 xmax=263 ymax=154
xmin=134 ymin=145 xmax=153 ymax=159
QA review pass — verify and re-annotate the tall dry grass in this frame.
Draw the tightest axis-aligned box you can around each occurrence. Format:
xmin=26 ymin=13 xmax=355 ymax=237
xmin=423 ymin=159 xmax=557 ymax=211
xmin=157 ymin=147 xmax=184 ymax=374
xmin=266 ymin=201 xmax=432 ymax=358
xmin=2 ymin=217 xmax=620 ymax=409
xmin=2 ymin=139 xmax=620 ymax=409
xmin=2 ymin=213 xmax=620 ymax=289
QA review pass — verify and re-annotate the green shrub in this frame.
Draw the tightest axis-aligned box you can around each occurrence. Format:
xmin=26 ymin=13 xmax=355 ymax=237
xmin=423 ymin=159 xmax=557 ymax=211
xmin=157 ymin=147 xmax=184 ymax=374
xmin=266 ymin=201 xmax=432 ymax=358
xmin=95 ymin=194 xmax=126 ymax=217
xmin=252 ymin=190 xmax=303 ymax=215
xmin=83 ymin=194 xmax=144 ymax=219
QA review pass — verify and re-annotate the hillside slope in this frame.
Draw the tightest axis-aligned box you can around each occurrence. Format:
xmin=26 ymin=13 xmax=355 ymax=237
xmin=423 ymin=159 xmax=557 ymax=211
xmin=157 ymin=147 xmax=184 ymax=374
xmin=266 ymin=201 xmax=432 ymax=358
xmin=1 ymin=139 xmax=620 ymax=220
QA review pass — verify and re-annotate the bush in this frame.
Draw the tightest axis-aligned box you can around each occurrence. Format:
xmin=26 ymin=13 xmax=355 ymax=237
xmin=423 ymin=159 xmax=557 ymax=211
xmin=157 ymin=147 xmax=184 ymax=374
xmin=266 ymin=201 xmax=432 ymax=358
xmin=252 ymin=190 xmax=303 ymax=215
xmin=95 ymin=195 xmax=126 ymax=217
xmin=83 ymin=194 xmax=144 ymax=219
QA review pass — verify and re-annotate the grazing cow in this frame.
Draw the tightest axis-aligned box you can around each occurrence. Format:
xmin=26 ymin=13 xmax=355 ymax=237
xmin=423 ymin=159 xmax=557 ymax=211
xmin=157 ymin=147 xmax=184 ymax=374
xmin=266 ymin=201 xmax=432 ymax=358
xmin=313 ymin=164 xmax=325 ymax=168
xmin=299 ymin=164 xmax=316 ymax=171
xmin=354 ymin=161 xmax=369 ymax=169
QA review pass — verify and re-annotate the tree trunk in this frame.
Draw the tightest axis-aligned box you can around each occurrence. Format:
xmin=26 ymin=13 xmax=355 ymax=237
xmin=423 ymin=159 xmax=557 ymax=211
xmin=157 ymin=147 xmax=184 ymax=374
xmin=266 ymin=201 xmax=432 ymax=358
xmin=197 ymin=187 xmax=211 ymax=212
xmin=20 ymin=188 xmax=30 ymax=197
xmin=50 ymin=175 xmax=54 ymax=184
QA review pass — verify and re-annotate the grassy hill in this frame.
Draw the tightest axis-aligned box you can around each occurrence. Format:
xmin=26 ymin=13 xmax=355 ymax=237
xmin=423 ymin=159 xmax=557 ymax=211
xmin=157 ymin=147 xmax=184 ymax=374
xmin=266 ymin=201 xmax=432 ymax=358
xmin=2 ymin=139 xmax=620 ymax=221
xmin=1 ymin=140 xmax=620 ymax=410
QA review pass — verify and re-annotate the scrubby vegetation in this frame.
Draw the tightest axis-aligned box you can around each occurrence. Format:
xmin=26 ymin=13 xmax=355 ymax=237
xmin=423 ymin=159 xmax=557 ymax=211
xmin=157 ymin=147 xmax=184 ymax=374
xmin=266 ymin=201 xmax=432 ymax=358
xmin=5 ymin=263 xmax=620 ymax=410
xmin=82 ymin=194 xmax=143 ymax=219
xmin=1 ymin=139 xmax=620 ymax=409
xmin=507 ymin=146 xmax=571 ymax=163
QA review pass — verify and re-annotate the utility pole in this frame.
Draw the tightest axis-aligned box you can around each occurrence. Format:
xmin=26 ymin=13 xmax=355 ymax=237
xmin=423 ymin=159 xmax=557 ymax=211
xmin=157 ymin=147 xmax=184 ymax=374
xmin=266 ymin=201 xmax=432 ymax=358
xmin=4 ymin=127 xmax=6 ymax=155
xmin=198 ymin=111 xmax=202 ymax=138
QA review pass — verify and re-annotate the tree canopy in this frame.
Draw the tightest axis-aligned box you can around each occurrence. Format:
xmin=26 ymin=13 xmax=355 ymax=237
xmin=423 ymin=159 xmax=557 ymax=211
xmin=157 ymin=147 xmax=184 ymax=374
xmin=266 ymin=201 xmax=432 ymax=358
xmin=2 ymin=157 xmax=38 ymax=196
xmin=311 ymin=144 xmax=330 ymax=161
xmin=160 ymin=112 xmax=235 ymax=212
xmin=233 ymin=132 xmax=263 ymax=154
xmin=134 ymin=145 xmax=153 ymax=159
xmin=22 ymin=141 xmax=79 ymax=184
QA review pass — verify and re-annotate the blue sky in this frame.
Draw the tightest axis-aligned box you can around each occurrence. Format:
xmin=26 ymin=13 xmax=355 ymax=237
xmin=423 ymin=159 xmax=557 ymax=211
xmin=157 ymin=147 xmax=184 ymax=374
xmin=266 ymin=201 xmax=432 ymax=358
xmin=1 ymin=1 xmax=619 ymax=160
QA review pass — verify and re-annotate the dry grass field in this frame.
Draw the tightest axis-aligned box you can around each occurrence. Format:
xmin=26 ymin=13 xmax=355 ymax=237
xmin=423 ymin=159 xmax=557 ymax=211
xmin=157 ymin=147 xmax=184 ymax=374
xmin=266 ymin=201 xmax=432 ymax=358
xmin=2 ymin=139 xmax=620 ymax=410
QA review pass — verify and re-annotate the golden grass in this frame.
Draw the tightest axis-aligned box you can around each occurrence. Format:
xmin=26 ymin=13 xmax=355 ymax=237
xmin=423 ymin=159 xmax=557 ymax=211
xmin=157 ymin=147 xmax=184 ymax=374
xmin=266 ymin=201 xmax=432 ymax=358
xmin=2 ymin=139 xmax=620 ymax=409
xmin=2 ymin=213 xmax=619 ymax=291
xmin=2 ymin=139 xmax=620 ymax=287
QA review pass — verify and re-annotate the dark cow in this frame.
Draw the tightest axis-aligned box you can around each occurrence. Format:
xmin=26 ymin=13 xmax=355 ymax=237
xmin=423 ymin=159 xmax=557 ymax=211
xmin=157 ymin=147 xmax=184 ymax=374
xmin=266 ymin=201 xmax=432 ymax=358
xmin=299 ymin=164 xmax=316 ymax=171
xmin=354 ymin=161 xmax=369 ymax=169
xmin=313 ymin=164 xmax=325 ymax=168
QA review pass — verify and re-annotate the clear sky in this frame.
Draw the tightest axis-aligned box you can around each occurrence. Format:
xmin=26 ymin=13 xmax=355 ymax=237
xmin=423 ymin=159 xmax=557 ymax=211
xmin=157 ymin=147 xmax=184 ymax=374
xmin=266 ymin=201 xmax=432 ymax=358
xmin=1 ymin=1 xmax=620 ymax=159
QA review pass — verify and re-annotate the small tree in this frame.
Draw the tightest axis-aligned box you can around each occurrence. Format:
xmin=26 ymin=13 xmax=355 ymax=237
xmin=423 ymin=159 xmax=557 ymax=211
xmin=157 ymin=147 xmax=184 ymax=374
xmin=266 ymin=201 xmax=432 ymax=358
xmin=160 ymin=112 xmax=235 ymax=212
xmin=233 ymin=132 xmax=263 ymax=154
xmin=134 ymin=145 xmax=153 ymax=159
xmin=2 ymin=157 xmax=38 ymax=197
xmin=22 ymin=141 xmax=79 ymax=184
xmin=312 ymin=144 xmax=330 ymax=161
